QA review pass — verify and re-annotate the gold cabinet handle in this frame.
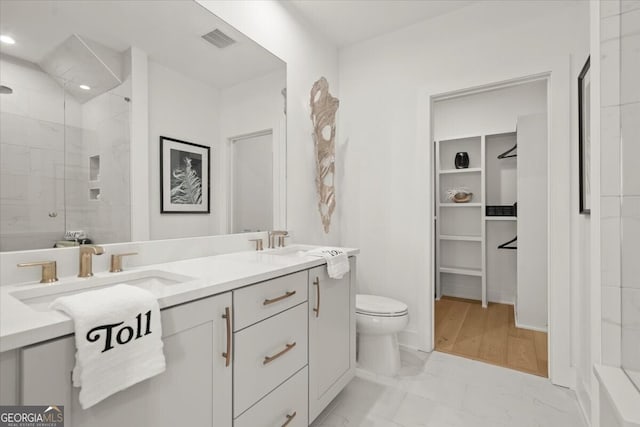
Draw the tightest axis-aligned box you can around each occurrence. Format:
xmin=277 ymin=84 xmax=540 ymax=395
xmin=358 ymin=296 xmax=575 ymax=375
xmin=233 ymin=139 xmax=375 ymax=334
xmin=222 ymin=307 xmax=231 ymax=367
xmin=17 ymin=261 xmax=58 ymax=283
xmin=313 ymin=277 xmax=320 ymax=317
xmin=263 ymin=290 xmax=296 ymax=306
xmin=263 ymin=342 xmax=296 ymax=365
xmin=281 ymin=411 xmax=297 ymax=427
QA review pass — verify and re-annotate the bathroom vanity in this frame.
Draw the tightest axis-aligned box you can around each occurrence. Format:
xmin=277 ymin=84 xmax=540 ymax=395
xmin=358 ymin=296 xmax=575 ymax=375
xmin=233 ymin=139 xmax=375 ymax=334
xmin=0 ymin=247 xmax=357 ymax=427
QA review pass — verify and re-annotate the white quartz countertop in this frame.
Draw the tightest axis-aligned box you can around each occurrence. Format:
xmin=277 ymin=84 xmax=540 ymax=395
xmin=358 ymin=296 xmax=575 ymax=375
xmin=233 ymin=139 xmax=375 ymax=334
xmin=0 ymin=245 xmax=358 ymax=352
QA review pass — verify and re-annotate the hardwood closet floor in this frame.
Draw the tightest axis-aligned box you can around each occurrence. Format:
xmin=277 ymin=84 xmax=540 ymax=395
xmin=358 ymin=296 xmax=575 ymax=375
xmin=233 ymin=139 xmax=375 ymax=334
xmin=434 ymin=296 xmax=548 ymax=377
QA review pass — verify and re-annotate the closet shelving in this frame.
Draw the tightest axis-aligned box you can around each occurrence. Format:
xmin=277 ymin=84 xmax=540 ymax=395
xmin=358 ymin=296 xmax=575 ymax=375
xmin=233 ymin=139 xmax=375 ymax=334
xmin=435 ymin=131 xmax=518 ymax=308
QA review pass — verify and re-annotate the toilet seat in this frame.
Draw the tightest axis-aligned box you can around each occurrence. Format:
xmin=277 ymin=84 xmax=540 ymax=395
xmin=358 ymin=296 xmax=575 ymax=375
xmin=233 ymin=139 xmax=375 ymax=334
xmin=356 ymin=294 xmax=408 ymax=317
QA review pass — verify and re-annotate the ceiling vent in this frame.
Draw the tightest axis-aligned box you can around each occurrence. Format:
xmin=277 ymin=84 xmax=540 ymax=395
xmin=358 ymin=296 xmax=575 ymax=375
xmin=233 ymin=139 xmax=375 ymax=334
xmin=201 ymin=29 xmax=236 ymax=49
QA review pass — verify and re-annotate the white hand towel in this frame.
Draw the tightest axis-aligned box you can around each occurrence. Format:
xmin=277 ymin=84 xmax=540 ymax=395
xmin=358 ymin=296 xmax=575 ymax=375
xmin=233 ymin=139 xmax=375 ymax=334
xmin=306 ymin=247 xmax=350 ymax=279
xmin=50 ymin=284 xmax=166 ymax=409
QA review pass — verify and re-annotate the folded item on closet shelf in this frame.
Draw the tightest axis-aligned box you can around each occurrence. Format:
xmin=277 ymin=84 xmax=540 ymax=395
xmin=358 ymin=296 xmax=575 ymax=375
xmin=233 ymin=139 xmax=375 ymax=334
xmin=306 ymin=247 xmax=350 ymax=279
xmin=50 ymin=284 xmax=166 ymax=409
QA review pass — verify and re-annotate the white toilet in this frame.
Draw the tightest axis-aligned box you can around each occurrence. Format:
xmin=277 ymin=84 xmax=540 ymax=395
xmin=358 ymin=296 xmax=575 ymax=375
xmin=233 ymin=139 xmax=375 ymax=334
xmin=356 ymin=294 xmax=409 ymax=376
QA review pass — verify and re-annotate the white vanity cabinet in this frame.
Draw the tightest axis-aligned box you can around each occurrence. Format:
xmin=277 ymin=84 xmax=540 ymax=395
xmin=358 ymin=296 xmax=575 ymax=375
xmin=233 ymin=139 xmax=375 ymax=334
xmin=19 ymin=292 xmax=233 ymax=427
xmin=2 ymin=257 xmax=356 ymax=427
xmin=232 ymin=270 xmax=309 ymax=425
xmin=308 ymin=258 xmax=356 ymax=422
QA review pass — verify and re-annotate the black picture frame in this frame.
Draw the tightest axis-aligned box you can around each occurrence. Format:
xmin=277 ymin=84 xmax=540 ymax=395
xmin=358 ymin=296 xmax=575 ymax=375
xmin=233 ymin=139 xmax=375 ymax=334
xmin=578 ymin=56 xmax=591 ymax=215
xmin=160 ymin=136 xmax=210 ymax=214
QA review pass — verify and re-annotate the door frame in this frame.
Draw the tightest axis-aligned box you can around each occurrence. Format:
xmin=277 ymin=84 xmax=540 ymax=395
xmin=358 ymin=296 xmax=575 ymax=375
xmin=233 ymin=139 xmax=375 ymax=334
xmin=419 ymin=56 xmax=575 ymax=388
xmin=227 ymin=129 xmax=274 ymax=234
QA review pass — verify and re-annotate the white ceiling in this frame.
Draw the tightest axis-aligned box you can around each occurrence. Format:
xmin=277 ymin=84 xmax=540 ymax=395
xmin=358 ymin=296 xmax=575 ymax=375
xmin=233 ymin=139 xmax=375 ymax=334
xmin=0 ymin=1 xmax=285 ymax=89
xmin=287 ymin=0 xmax=477 ymax=47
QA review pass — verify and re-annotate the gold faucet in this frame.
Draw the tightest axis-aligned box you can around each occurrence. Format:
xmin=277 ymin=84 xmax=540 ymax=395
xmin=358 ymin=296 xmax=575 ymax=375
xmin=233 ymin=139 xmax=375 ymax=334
xmin=268 ymin=231 xmax=289 ymax=248
xmin=78 ymin=245 xmax=105 ymax=278
xmin=17 ymin=261 xmax=58 ymax=283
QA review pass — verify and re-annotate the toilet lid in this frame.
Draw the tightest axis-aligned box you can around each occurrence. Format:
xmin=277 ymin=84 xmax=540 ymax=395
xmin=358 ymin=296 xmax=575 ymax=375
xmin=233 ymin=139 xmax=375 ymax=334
xmin=356 ymin=294 xmax=408 ymax=316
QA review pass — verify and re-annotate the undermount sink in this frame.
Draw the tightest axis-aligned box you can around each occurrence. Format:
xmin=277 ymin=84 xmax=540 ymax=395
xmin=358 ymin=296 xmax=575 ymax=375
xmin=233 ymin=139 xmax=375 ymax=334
xmin=267 ymin=245 xmax=310 ymax=256
xmin=10 ymin=270 xmax=195 ymax=312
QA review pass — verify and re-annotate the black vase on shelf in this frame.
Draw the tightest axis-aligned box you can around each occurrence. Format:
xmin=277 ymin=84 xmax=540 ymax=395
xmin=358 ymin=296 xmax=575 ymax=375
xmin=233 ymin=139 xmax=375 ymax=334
xmin=454 ymin=152 xmax=470 ymax=169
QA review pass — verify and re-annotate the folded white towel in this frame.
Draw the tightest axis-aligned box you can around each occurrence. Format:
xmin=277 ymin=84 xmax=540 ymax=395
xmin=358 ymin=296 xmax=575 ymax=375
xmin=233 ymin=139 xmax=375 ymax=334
xmin=306 ymin=247 xmax=350 ymax=279
xmin=50 ymin=284 xmax=166 ymax=409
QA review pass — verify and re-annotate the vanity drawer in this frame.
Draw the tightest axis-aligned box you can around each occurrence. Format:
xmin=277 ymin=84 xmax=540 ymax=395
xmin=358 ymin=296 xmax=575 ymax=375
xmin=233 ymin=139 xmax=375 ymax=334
xmin=234 ymin=366 xmax=308 ymax=427
xmin=234 ymin=302 xmax=308 ymax=417
xmin=233 ymin=270 xmax=307 ymax=331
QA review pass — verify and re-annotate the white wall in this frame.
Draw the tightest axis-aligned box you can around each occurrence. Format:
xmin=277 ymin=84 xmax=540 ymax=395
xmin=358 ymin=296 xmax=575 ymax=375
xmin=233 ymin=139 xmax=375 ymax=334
xmin=337 ymin=0 xmax=589 ymax=387
xmin=148 ymin=60 xmax=221 ymax=239
xmin=197 ymin=0 xmax=340 ymax=245
xmin=433 ymin=81 xmax=547 ymax=139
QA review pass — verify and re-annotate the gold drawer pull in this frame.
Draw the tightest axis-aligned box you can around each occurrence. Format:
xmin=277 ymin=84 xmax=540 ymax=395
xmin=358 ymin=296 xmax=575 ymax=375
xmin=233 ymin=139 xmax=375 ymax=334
xmin=281 ymin=411 xmax=297 ymax=427
xmin=263 ymin=290 xmax=296 ymax=306
xmin=222 ymin=307 xmax=231 ymax=367
xmin=263 ymin=342 xmax=296 ymax=365
xmin=313 ymin=277 xmax=320 ymax=317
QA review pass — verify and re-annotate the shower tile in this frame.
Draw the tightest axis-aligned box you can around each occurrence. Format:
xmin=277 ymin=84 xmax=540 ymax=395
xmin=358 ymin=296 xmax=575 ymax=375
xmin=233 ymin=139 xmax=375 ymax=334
xmin=603 ymin=285 xmax=622 ymax=325
xmin=621 ymin=103 xmax=640 ymax=195
xmin=602 ymin=319 xmax=622 ymax=366
xmin=601 ymin=38 xmax=621 ymax=107
xmin=621 ymin=33 xmax=640 ymax=105
xmin=602 ymin=14 xmax=621 ymax=42
xmin=0 ymin=113 xmax=29 ymax=146
xmin=602 ymin=286 xmax=622 ymax=366
xmin=602 ymin=0 xmax=621 ymax=18
xmin=1 ymin=143 xmax=30 ymax=175
xmin=621 ymin=196 xmax=640 ymax=288
xmin=620 ymin=7 xmax=640 ymax=36
xmin=622 ymin=288 xmax=640 ymax=329
xmin=622 ymin=326 xmax=640 ymax=371
xmin=600 ymin=106 xmax=621 ymax=196
xmin=601 ymin=196 xmax=621 ymax=286
xmin=622 ymin=0 xmax=640 ymax=13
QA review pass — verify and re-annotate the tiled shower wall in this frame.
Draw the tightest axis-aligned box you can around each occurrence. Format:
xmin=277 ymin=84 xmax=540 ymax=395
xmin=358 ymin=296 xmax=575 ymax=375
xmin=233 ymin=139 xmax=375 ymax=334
xmin=600 ymin=0 xmax=640 ymax=388
xmin=0 ymin=55 xmax=131 ymax=251
xmin=620 ymin=1 xmax=640 ymax=389
xmin=65 ymin=81 xmax=131 ymax=245
xmin=0 ymin=56 xmax=82 ymax=251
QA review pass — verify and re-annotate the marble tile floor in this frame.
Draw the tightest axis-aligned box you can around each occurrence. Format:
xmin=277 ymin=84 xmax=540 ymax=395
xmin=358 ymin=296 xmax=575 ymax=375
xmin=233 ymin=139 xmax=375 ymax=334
xmin=311 ymin=350 xmax=586 ymax=427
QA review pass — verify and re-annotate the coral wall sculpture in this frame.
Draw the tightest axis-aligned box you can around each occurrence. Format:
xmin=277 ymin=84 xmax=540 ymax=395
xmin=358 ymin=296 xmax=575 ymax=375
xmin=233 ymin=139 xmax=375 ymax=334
xmin=310 ymin=77 xmax=339 ymax=233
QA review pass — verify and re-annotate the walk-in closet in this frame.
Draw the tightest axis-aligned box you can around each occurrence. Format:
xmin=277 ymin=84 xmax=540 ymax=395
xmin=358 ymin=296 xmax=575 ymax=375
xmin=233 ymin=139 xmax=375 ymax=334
xmin=432 ymin=80 xmax=549 ymax=377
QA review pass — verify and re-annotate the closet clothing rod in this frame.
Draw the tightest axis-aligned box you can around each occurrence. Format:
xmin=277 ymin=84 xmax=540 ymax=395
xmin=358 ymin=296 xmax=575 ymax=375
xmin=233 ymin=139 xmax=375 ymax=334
xmin=497 ymin=144 xmax=517 ymax=159
xmin=498 ymin=236 xmax=517 ymax=250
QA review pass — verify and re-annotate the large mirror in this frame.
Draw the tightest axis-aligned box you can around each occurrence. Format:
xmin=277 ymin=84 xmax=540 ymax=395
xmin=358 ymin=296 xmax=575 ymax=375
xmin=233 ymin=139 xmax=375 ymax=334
xmin=0 ymin=1 xmax=286 ymax=252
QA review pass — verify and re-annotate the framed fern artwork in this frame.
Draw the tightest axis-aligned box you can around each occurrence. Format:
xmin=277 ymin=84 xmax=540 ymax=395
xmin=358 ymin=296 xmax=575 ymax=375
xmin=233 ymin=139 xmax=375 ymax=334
xmin=160 ymin=136 xmax=210 ymax=213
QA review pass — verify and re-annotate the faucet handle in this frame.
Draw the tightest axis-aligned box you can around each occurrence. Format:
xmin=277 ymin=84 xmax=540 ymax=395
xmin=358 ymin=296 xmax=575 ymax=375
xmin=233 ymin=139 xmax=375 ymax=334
xmin=249 ymin=239 xmax=264 ymax=251
xmin=17 ymin=261 xmax=58 ymax=284
xmin=269 ymin=230 xmax=288 ymax=249
xmin=277 ymin=234 xmax=289 ymax=248
xmin=109 ymin=252 xmax=138 ymax=273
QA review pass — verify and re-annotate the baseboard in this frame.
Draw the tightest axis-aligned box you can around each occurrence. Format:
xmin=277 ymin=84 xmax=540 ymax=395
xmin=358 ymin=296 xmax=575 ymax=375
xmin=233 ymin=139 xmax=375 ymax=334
xmin=514 ymin=318 xmax=548 ymax=333
xmin=399 ymin=343 xmax=429 ymax=354
xmin=398 ymin=329 xmax=421 ymax=350
xmin=513 ymin=305 xmax=548 ymax=332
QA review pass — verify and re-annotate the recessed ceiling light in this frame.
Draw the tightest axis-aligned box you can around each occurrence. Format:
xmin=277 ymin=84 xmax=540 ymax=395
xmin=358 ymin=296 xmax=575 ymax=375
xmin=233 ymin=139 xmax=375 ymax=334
xmin=79 ymin=85 xmax=91 ymax=91
xmin=0 ymin=35 xmax=16 ymax=45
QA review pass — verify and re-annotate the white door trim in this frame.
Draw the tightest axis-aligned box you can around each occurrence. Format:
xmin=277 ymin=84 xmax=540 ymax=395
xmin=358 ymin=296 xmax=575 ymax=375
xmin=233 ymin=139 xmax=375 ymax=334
xmin=227 ymin=129 xmax=274 ymax=234
xmin=418 ymin=56 xmax=575 ymax=388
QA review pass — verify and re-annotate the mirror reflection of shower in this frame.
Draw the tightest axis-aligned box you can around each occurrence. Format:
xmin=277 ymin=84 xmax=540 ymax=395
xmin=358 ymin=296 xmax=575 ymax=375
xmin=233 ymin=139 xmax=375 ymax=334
xmin=0 ymin=33 xmax=132 ymax=250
